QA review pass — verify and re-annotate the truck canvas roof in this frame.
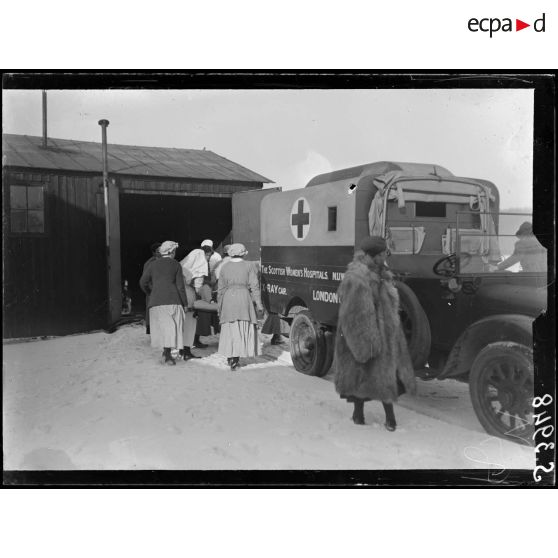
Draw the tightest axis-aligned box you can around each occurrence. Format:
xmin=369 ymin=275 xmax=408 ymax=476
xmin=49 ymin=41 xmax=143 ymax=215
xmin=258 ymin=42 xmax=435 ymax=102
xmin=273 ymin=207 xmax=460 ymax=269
xmin=305 ymin=161 xmax=454 ymax=188
xmin=304 ymin=161 xmax=499 ymax=213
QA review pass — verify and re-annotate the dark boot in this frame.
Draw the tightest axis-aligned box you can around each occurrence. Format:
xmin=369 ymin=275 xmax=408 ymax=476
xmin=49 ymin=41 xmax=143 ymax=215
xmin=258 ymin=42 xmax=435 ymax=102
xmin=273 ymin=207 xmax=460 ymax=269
xmin=193 ymin=334 xmax=208 ymax=349
xmin=270 ymin=334 xmax=284 ymax=345
xmin=382 ymin=402 xmax=397 ymax=431
xmin=180 ymin=346 xmax=201 ymax=360
xmin=230 ymin=357 xmax=240 ymax=371
xmin=352 ymin=399 xmax=365 ymax=425
xmin=162 ymin=347 xmax=176 ymax=366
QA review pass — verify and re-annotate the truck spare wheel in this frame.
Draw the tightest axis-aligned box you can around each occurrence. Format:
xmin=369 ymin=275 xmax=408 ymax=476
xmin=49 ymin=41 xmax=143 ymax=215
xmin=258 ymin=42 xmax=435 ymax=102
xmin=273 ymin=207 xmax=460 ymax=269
xmin=394 ymin=281 xmax=431 ymax=369
xmin=289 ymin=310 xmax=329 ymax=376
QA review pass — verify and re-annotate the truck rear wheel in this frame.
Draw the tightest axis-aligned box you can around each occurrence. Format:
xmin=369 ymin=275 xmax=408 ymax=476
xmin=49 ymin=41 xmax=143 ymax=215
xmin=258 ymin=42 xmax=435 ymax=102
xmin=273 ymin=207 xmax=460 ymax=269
xmin=395 ymin=281 xmax=431 ymax=369
xmin=289 ymin=310 xmax=328 ymax=377
xmin=469 ymin=342 xmax=534 ymax=445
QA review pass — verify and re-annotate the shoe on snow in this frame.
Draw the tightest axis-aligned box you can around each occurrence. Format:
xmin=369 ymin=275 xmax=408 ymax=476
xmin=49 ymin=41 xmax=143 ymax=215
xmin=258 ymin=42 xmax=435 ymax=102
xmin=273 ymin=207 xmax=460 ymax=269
xmin=352 ymin=414 xmax=365 ymax=425
xmin=384 ymin=422 xmax=396 ymax=432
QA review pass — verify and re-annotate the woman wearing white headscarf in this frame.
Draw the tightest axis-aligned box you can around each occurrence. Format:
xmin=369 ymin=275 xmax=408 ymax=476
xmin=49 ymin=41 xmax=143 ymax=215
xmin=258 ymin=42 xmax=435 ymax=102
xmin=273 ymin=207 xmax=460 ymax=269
xmin=217 ymin=243 xmax=263 ymax=370
xmin=139 ymin=240 xmax=198 ymax=365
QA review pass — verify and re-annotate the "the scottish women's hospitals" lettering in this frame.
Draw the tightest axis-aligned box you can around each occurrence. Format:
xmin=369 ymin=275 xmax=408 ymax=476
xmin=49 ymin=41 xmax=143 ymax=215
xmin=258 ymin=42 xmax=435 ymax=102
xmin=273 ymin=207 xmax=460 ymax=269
xmin=261 ymin=264 xmax=336 ymax=281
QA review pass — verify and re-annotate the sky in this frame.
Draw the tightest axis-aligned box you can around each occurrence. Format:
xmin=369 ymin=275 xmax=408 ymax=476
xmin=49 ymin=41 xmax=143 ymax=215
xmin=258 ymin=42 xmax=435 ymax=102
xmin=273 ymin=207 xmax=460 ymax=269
xmin=3 ymin=88 xmax=534 ymax=209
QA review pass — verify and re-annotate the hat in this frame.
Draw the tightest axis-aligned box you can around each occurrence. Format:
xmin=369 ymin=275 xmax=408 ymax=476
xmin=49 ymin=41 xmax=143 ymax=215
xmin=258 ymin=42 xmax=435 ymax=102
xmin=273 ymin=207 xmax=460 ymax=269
xmin=223 ymin=244 xmax=231 ymax=255
xmin=515 ymin=221 xmax=533 ymax=237
xmin=201 ymin=239 xmax=213 ymax=248
xmin=159 ymin=240 xmax=179 ymax=255
xmin=228 ymin=243 xmax=248 ymax=257
xmin=360 ymin=236 xmax=387 ymax=257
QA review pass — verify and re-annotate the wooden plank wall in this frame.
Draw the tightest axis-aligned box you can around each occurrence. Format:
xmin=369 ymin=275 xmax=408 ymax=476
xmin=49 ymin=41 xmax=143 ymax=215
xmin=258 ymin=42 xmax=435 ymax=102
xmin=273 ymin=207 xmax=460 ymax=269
xmin=3 ymin=170 xmax=107 ymax=338
xmin=3 ymin=171 xmax=263 ymax=339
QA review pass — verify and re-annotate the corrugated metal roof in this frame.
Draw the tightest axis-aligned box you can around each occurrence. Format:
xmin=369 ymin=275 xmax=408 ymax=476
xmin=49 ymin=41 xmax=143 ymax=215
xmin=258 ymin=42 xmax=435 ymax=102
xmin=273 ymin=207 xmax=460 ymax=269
xmin=2 ymin=134 xmax=272 ymax=184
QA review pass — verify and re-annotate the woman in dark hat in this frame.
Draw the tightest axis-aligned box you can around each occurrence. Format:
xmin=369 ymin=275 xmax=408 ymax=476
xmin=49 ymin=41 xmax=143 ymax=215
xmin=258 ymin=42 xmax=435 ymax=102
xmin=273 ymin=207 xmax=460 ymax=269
xmin=334 ymin=236 xmax=416 ymax=431
xmin=494 ymin=221 xmax=546 ymax=272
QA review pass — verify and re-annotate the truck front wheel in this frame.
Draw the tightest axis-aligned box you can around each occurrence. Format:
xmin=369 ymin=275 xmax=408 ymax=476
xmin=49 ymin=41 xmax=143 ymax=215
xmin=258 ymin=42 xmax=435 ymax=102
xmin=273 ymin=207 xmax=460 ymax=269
xmin=469 ymin=342 xmax=534 ymax=445
xmin=289 ymin=310 xmax=328 ymax=377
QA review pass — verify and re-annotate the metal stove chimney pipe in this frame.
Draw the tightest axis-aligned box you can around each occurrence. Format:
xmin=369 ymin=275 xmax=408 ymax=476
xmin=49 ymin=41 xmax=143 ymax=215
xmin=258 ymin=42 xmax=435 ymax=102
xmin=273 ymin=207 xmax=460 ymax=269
xmin=98 ymin=119 xmax=112 ymax=327
xmin=42 ymin=90 xmax=48 ymax=148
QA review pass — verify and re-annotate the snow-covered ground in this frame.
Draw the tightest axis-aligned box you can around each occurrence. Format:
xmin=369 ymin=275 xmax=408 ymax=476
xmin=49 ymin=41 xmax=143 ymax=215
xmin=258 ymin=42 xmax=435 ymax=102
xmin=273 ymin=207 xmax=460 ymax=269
xmin=3 ymin=323 xmax=534 ymax=470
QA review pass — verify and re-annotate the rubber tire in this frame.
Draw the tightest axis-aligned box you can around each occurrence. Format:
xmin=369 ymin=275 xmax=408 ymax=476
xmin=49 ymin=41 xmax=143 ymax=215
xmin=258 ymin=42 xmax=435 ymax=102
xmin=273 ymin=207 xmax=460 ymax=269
xmin=394 ymin=281 xmax=431 ymax=369
xmin=469 ymin=342 xmax=534 ymax=445
xmin=289 ymin=310 xmax=328 ymax=376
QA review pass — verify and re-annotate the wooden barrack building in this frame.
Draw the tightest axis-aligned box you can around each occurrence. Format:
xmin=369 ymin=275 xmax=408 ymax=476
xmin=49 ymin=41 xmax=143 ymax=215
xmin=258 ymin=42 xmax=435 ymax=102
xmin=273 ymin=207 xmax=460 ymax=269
xmin=2 ymin=134 xmax=271 ymax=339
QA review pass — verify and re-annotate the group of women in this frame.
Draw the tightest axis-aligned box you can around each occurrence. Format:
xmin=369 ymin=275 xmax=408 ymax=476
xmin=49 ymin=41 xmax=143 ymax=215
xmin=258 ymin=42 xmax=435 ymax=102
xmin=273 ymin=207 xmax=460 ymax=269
xmin=139 ymin=240 xmax=263 ymax=370
xmin=140 ymin=234 xmax=415 ymax=431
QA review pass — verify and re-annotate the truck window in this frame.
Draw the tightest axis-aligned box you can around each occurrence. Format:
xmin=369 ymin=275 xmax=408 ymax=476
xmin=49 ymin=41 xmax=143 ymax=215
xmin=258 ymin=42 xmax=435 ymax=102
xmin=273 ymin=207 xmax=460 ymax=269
xmin=328 ymin=206 xmax=337 ymax=231
xmin=416 ymin=201 xmax=446 ymax=217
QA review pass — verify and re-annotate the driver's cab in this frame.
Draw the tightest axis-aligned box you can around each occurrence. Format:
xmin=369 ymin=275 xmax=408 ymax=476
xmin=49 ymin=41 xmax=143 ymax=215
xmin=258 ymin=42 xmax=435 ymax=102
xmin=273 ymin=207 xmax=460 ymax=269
xmin=374 ymin=173 xmax=546 ymax=286
xmin=369 ymin=171 xmax=501 ymax=279
xmin=370 ymin=172 xmax=547 ymax=349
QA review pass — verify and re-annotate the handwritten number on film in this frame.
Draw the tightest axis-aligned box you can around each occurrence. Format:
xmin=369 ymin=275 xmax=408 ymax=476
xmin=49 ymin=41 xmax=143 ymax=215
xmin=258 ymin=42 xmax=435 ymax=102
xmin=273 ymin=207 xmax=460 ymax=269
xmin=532 ymin=394 xmax=555 ymax=482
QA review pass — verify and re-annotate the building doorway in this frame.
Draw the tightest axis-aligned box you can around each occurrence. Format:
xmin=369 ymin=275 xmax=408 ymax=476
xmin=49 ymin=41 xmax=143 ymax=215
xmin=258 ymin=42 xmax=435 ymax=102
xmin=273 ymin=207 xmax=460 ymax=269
xmin=119 ymin=193 xmax=232 ymax=313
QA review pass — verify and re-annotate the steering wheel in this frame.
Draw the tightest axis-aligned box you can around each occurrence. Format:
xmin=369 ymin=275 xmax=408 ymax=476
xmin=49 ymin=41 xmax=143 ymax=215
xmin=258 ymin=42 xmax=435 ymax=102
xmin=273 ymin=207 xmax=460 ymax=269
xmin=433 ymin=254 xmax=457 ymax=277
xmin=433 ymin=252 xmax=474 ymax=277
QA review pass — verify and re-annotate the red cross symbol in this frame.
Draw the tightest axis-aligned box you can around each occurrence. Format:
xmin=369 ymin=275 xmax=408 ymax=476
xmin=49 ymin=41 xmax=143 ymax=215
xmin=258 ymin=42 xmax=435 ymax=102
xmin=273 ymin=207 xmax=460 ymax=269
xmin=291 ymin=198 xmax=310 ymax=239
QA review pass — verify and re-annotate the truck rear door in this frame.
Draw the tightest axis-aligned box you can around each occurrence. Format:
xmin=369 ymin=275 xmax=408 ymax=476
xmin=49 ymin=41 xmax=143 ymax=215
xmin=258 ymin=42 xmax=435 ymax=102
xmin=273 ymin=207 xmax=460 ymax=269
xmin=232 ymin=188 xmax=281 ymax=258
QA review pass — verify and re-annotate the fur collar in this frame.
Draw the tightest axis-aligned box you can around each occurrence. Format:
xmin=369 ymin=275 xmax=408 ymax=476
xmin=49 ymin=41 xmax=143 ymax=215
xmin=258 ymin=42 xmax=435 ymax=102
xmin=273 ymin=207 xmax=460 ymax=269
xmin=347 ymin=253 xmax=393 ymax=283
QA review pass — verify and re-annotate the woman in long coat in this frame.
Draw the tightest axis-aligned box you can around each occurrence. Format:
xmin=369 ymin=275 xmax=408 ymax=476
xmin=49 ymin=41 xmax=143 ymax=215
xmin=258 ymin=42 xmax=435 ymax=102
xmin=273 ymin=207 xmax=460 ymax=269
xmin=334 ymin=236 xmax=416 ymax=431
xmin=142 ymin=242 xmax=161 ymax=335
xmin=217 ymin=243 xmax=264 ymax=370
xmin=139 ymin=240 xmax=197 ymax=365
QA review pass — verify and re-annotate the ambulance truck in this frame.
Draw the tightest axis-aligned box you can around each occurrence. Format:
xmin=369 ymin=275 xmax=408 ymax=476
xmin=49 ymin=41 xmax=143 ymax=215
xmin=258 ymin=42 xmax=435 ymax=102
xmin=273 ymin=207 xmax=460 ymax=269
xmin=234 ymin=161 xmax=547 ymax=443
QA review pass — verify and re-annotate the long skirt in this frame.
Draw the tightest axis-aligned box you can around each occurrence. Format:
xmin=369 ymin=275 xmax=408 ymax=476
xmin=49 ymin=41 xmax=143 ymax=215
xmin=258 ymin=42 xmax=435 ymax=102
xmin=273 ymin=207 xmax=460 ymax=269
xmin=218 ymin=320 xmax=258 ymax=358
xmin=149 ymin=305 xmax=197 ymax=349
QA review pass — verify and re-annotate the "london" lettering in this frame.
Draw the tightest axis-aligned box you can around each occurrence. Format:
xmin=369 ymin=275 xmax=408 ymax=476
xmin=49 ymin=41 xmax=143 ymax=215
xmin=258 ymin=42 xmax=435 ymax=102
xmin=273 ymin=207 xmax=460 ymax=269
xmin=312 ymin=290 xmax=339 ymax=303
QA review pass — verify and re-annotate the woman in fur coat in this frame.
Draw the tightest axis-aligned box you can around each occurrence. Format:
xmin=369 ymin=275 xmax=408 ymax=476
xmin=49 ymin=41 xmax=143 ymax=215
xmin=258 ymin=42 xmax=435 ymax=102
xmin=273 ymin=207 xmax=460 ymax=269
xmin=334 ymin=236 xmax=416 ymax=431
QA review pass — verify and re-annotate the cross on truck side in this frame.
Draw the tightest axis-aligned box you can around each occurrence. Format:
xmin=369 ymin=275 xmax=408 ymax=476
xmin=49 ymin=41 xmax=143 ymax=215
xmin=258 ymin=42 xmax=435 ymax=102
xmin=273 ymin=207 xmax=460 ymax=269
xmin=232 ymin=161 xmax=547 ymax=445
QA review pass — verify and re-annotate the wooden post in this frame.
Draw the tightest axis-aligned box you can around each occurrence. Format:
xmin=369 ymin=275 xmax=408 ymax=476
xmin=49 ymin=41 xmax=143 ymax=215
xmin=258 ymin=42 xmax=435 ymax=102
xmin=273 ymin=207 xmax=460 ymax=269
xmin=98 ymin=119 xmax=113 ymax=329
